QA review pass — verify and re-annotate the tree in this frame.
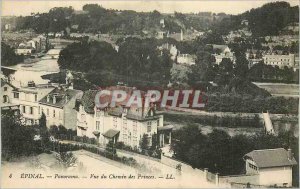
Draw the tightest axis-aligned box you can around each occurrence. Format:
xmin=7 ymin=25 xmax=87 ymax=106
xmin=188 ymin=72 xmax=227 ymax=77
xmin=151 ymin=133 xmax=158 ymax=150
xmin=106 ymin=140 xmax=116 ymax=155
xmin=1 ymin=42 xmax=24 ymax=66
xmin=1 ymin=110 xmax=40 ymax=160
xmin=55 ymin=151 xmax=77 ymax=169
xmin=39 ymin=112 xmax=50 ymax=150
xmin=140 ymin=134 xmax=149 ymax=153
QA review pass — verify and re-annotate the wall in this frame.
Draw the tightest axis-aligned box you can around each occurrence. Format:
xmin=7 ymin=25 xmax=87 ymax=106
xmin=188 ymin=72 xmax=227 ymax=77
xmin=259 ymin=166 xmax=293 ymax=187
xmin=39 ymin=104 xmax=64 ymax=127
xmin=64 ymin=93 xmax=81 ymax=130
xmin=219 ymin=174 xmax=259 ymax=185
xmin=161 ymin=154 xmax=200 ymax=174
xmin=1 ymin=83 xmax=15 ymax=104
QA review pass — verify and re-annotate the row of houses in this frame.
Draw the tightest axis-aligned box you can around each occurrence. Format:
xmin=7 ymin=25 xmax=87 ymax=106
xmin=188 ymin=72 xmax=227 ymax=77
xmin=246 ymin=49 xmax=298 ymax=69
xmin=15 ymin=35 xmax=49 ymax=55
xmin=1 ymin=77 xmax=172 ymax=149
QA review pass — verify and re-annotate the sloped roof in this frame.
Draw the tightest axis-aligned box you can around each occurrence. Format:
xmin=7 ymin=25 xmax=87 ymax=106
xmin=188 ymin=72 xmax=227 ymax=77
xmin=80 ymin=90 xmax=98 ymax=114
xmin=211 ymin=44 xmax=229 ymax=52
xmin=243 ymin=148 xmax=297 ymax=168
xmin=39 ymin=87 xmax=82 ymax=108
xmin=1 ymin=79 xmax=17 ymax=89
xmin=102 ymin=129 xmax=120 ymax=138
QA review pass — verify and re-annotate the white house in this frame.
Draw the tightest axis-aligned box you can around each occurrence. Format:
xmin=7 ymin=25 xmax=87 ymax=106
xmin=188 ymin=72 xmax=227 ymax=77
xmin=39 ymin=87 xmax=83 ymax=129
xmin=75 ymin=87 xmax=173 ymax=149
xmin=177 ymin=53 xmax=196 ymax=65
xmin=1 ymin=78 xmax=17 ymax=104
xmin=263 ymin=53 xmax=295 ymax=68
xmin=243 ymin=148 xmax=297 ymax=187
xmin=12 ymin=82 xmax=56 ymax=125
xmin=211 ymin=44 xmax=235 ymax=65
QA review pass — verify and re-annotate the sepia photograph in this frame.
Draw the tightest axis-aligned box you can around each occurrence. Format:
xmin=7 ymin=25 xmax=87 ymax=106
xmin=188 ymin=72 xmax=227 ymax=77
xmin=0 ymin=0 xmax=299 ymax=188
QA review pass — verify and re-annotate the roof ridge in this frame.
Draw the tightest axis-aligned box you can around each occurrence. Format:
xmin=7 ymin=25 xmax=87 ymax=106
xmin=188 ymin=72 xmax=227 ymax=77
xmin=252 ymin=148 xmax=285 ymax=152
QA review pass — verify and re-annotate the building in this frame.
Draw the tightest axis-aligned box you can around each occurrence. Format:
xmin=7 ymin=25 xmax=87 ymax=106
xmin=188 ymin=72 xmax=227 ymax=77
xmin=12 ymin=82 xmax=56 ymax=125
xmin=157 ymin=43 xmax=178 ymax=61
xmin=1 ymin=78 xmax=17 ymax=104
xmin=39 ymin=87 xmax=82 ymax=129
xmin=211 ymin=44 xmax=235 ymax=64
xmin=15 ymin=46 xmax=34 ymax=55
xmin=243 ymin=148 xmax=297 ymax=187
xmin=75 ymin=87 xmax=173 ymax=149
xmin=263 ymin=53 xmax=295 ymax=68
xmin=177 ymin=53 xmax=196 ymax=65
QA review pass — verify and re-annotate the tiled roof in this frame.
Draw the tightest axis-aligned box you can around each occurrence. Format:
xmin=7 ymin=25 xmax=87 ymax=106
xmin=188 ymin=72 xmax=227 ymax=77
xmin=39 ymin=87 xmax=82 ymax=108
xmin=243 ymin=148 xmax=297 ymax=168
xmin=80 ymin=90 xmax=98 ymax=114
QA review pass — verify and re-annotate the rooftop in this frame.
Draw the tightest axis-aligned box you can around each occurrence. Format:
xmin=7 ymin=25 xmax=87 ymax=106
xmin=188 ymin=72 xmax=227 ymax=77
xmin=39 ymin=87 xmax=82 ymax=108
xmin=243 ymin=148 xmax=297 ymax=168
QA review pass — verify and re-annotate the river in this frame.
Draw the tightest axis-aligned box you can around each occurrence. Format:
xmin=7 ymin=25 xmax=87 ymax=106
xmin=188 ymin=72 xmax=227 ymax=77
xmin=5 ymin=50 xmax=61 ymax=87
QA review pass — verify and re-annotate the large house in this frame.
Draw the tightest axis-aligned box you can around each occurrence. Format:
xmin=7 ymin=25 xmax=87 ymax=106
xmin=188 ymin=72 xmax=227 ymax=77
xmin=211 ymin=44 xmax=235 ymax=65
xmin=2 ymin=76 xmax=81 ymax=128
xmin=39 ymin=87 xmax=83 ymax=129
xmin=1 ymin=78 xmax=20 ymax=115
xmin=243 ymin=148 xmax=297 ymax=187
xmin=263 ymin=53 xmax=295 ymax=68
xmin=11 ymin=82 xmax=56 ymax=125
xmin=177 ymin=53 xmax=196 ymax=65
xmin=75 ymin=87 xmax=173 ymax=149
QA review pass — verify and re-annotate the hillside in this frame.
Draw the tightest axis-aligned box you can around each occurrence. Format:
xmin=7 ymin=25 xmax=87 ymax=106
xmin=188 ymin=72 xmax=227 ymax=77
xmin=212 ymin=1 xmax=299 ymax=36
xmin=1 ymin=4 xmax=226 ymax=35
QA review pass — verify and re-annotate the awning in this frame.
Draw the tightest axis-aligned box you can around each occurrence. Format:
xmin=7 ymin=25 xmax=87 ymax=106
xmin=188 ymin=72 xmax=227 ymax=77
xmin=102 ymin=129 xmax=120 ymax=138
xmin=158 ymin=125 xmax=174 ymax=131
xmin=93 ymin=131 xmax=100 ymax=136
xmin=77 ymin=126 xmax=88 ymax=130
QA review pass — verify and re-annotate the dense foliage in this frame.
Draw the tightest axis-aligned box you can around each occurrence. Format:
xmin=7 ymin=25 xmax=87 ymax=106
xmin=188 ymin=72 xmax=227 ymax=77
xmin=1 ymin=111 xmax=41 ymax=160
xmin=58 ymin=38 xmax=173 ymax=87
xmin=213 ymin=1 xmax=299 ymax=36
xmin=171 ymin=125 xmax=299 ymax=185
xmin=1 ymin=42 xmax=24 ymax=66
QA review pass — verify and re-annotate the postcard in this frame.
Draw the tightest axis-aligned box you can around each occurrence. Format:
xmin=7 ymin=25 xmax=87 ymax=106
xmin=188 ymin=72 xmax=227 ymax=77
xmin=1 ymin=0 xmax=299 ymax=188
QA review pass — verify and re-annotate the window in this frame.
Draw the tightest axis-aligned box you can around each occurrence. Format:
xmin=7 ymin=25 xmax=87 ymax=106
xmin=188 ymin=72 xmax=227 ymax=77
xmin=4 ymin=87 xmax=7 ymax=91
xmin=133 ymin=121 xmax=137 ymax=136
xmin=30 ymin=107 xmax=33 ymax=114
xmin=22 ymin=106 xmax=26 ymax=113
xmin=47 ymin=109 xmax=49 ymax=116
xmin=157 ymin=120 xmax=159 ymax=126
xmin=249 ymin=163 xmax=257 ymax=170
xmin=35 ymin=94 xmax=38 ymax=102
xmin=147 ymin=121 xmax=151 ymax=132
xmin=96 ymin=111 xmax=100 ymax=118
xmin=96 ymin=121 xmax=100 ymax=130
xmin=14 ymin=92 xmax=19 ymax=99
xmin=53 ymin=110 xmax=55 ymax=118
xmin=113 ymin=117 xmax=117 ymax=128
xmin=38 ymin=107 xmax=40 ymax=114
xmin=123 ymin=118 xmax=127 ymax=130
xmin=3 ymin=95 xmax=8 ymax=103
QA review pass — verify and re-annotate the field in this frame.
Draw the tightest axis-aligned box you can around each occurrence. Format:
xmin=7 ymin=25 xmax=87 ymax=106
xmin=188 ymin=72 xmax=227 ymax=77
xmin=253 ymin=82 xmax=299 ymax=97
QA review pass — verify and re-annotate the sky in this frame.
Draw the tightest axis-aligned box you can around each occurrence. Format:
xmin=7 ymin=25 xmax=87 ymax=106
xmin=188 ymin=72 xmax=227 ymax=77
xmin=2 ymin=0 xmax=299 ymax=16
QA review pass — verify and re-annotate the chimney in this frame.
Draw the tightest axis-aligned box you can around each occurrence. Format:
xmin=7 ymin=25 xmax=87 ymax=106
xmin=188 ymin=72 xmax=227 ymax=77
xmin=53 ymin=96 xmax=56 ymax=104
xmin=47 ymin=95 xmax=50 ymax=103
xmin=288 ymin=148 xmax=292 ymax=160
